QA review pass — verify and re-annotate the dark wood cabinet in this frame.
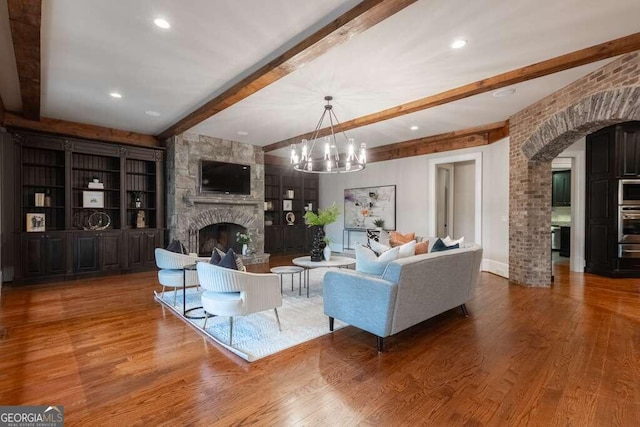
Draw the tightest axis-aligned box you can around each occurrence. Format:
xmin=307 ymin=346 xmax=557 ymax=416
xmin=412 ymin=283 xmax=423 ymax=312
xmin=11 ymin=130 xmax=165 ymax=284
xmin=615 ymin=123 xmax=640 ymax=177
xmin=586 ymin=121 xmax=640 ymax=277
xmin=552 ymin=170 xmax=571 ymax=206
xmin=126 ymin=229 xmax=162 ymax=270
xmin=559 ymin=226 xmax=571 ymax=257
xmin=264 ymin=164 xmax=318 ymax=254
xmin=73 ymin=231 xmax=123 ymax=273
xmin=20 ymin=232 xmax=67 ymax=278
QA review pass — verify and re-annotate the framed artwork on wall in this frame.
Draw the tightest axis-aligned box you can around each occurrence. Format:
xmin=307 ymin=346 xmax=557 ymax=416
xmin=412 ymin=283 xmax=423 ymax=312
xmin=344 ymin=185 xmax=396 ymax=230
xmin=283 ymin=200 xmax=292 ymax=211
xmin=26 ymin=213 xmax=46 ymax=232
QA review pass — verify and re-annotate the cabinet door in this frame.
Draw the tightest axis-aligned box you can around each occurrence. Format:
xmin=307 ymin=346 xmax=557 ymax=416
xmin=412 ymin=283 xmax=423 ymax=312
xmin=552 ymin=171 xmax=571 ymax=206
xmin=21 ymin=234 xmax=47 ymax=277
xmin=264 ymin=226 xmax=283 ymax=253
xmin=74 ymin=233 xmax=100 ymax=272
xmin=142 ymin=231 xmax=161 ymax=265
xmin=127 ymin=230 xmax=161 ymax=269
xmin=283 ymin=225 xmax=305 ymax=252
xmin=45 ymin=233 xmax=67 ymax=275
xmin=616 ymin=125 xmax=640 ymax=177
xmin=100 ymin=232 xmax=122 ymax=271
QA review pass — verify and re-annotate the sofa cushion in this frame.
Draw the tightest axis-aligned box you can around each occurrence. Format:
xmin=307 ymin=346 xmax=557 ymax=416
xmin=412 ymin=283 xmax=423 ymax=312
xmin=355 ymin=244 xmax=400 ymax=276
xmin=214 ymin=247 xmax=244 ymax=271
xmin=166 ymin=239 xmax=187 ymax=254
xmin=389 ymin=231 xmax=415 ymax=247
xmin=369 ymin=239 xmax=416 ymax=258
xmin=431 ymin=238 xmax=459 ymax=252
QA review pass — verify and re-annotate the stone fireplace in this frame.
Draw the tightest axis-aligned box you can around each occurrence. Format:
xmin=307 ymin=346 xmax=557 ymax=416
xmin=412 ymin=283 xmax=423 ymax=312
xmin=165 ymin=132 xmax=269 ymax=266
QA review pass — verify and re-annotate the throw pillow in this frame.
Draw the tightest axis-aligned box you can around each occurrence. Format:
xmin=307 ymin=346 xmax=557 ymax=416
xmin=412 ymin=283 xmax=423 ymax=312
xmin=369 ymin=239 xmax=391 ymax=255
xmin=443 ymin=235 xmax=464 ymax=247
xmin=218 ymin=249 xmax=239 ymax=270
xmin=415 ymin=240 xmax=429 ymax=254
xmin=389 ymin=231 xmax=416 ymax=247
xmin=431 ymin=238 xmax=459 ymax=252
xmin=355 ymin=244 xmax=400 ymax=276
xmin=366 ymin=229 xmax=381 ymax=242
xmin=209 ymin=248 xmax=222 ymax=265
xmin=166 ymin=239 xmax=187 ymax=254
xmin=215 ymin=247 xmax=244 ymax=271
xmin=396 ymin=240 xmax=416 ymax=258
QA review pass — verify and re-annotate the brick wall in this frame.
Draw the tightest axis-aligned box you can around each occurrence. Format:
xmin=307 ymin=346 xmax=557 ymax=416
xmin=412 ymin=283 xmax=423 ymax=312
xmin=509 ymin=52 xmax=640 ymax=286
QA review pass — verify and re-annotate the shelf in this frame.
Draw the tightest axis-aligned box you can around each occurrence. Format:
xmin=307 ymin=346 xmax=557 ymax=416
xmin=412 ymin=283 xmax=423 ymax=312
xmin=73 ymin=207 xmax=121 ymax=210
xmin=23 ymin=162 xmax=65 ymax=168
xmin=126 ymin=172 xmax=156 ymax=176
xmin=127 ymin=208 xmax=156 ymax=211
xmin=23 ymin=206 xmax=65 ymax=209
xmin=23 ymin=184 xmax=65 ymax=189
xmin=73 ymin=187 xmax=121 ymax=192
xmin=73 ymin=167 xmax=120 ymax=173
xmin=126 ymin=190 xmax=156 ymax=193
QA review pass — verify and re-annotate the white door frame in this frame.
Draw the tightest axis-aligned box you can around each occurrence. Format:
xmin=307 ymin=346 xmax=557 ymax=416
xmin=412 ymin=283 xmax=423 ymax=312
xmin=436 ymin=164 xmax=454 ymax=238
xmin=554 ymin=149 xmax=586 ymax=273
xmin=428 ymin=152 xmax=482 ymax=244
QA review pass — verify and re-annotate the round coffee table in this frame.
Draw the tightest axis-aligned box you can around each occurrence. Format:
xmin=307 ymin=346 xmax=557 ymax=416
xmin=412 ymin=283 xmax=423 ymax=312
xmin=292 ymin=256 xmax=356 ymax=297
xmin=270 ymin=266 xmax=305 ymax=295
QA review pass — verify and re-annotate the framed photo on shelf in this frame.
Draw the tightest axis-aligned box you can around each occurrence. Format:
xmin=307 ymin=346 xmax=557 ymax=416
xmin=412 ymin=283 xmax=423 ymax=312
xmin=283 ymin=199 xmax=292 ymax=211
xmin=26 ymin=213 xmax=46 ymax=232
xmin=83 ymin=191 xmax=104 ymax=208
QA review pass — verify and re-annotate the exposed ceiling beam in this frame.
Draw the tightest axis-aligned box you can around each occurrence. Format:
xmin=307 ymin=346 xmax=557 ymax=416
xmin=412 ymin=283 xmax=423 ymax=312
xmin=156 ymin=0 xmax=418 ymax=140
xmin=264 ymin=32 xmax=640 ymax=152
xmin=3 ymin=112 xmax=160 ymax=147
xmin=366 ymin=121 xmax=507 ymax=163
xmin=8 ymin=0 xmax=41 ymax=120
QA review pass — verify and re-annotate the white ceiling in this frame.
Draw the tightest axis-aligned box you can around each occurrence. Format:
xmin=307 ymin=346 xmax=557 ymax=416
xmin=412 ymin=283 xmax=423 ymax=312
xmin=1 ymin=0 xmax=639 ymax=153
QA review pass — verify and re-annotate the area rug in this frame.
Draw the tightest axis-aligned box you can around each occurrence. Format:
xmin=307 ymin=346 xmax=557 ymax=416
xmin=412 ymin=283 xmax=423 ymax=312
xmin=154 ymin=267 xmax=347 ymax=362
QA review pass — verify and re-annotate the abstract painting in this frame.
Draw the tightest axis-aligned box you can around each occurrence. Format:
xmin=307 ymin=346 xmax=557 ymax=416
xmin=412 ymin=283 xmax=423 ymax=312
xmin=344 ymin=185 xmax=396 ymax=230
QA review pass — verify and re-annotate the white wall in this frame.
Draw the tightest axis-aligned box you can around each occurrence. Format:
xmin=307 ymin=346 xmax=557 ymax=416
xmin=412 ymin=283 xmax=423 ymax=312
xmin=453 ymin=160 xmax=475 ymax=242
xmin=319 ymin=137 xmax=510 ymax=276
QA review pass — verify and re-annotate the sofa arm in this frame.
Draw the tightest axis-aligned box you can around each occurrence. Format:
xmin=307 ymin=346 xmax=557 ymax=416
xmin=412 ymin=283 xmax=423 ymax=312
xmin=323 ymin=269 xmax=398 ymax=338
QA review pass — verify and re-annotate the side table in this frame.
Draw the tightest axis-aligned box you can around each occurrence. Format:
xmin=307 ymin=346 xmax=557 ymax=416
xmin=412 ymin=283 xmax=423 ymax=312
xmin=183 ymin=263 xmax=206 ymax=319
xmin=270 ymin=266 xmax=305 ymax=295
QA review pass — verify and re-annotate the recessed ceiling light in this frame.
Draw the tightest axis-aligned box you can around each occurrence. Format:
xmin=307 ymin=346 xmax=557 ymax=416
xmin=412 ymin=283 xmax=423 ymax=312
xmin=451 ymin=39 xmax=467 ymax=49
xmin=154 ymin=18 xmax=171 ymax=29
xmin=145 ymin=110 xmax=161 ymax=117
xmin=410 ymin=125 xmax=419 ymax=131
xmin=109 ymin=92 xmax=122 ymax=99
xmin=493 ymin=88 xmax=516 ymax=97
xmin=236 ymin=131 xmax=249 ymax=136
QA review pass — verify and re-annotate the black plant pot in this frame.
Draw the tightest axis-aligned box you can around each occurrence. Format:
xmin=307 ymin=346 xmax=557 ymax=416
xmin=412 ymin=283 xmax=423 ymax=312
xmin=310 ymin=226 xmax=326 ymax=262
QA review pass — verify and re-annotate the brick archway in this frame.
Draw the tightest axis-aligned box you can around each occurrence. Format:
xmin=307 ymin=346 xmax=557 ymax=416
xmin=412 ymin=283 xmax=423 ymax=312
xmin=508 ymin=52 xmax=640 ymax=287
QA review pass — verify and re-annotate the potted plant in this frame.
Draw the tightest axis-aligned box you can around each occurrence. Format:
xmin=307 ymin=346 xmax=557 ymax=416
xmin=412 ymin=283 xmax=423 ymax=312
xmin=236 ymin=231 xmax=252 ymax=256
xmin=303 ymin=203 xmax=341 ymax=261
xmin=373 ymin=218 xmax=385 ymax=230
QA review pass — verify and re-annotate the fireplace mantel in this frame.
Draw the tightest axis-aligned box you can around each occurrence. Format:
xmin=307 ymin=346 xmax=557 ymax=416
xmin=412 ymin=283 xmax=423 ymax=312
xmin=183 ymin=195 xmax=262 ymax=207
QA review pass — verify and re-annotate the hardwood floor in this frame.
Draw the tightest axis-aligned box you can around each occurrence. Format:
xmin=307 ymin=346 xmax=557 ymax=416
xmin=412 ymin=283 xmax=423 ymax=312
xmin=1 ymin=260 xmax=639 ymax=426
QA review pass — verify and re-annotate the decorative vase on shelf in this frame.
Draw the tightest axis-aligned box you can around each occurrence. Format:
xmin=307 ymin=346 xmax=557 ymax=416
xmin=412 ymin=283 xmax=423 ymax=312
xmin=323 ymin=245 xmax=332 ymax=261
xmin=242 ymin=243 xmax=248 ymax=256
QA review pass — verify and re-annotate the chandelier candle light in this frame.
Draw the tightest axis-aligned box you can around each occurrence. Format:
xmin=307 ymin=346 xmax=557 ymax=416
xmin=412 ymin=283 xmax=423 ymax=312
xmin=291 ymin=96 xmax=366 ymax=174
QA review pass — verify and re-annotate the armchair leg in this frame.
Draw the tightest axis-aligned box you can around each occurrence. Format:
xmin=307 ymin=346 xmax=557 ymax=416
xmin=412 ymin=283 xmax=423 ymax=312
xmin=460 ymin=304 xmax=469 ymax=317
xmin=161 ymin=285 xmax=166 ymax=297
xmin=173 ymin=289 xmax=178 ymax=306
xmin=274 ymin=308 xmax=282 ymax=331
xmin=329 ymin=317 xmax=334 ymax=331
xmin=377 ymin=336 xmax=384 ymax=353
xmin=229 ymin=317 xmax=234 ymax=346
xmin=203 ymin=313 xmax=210 ymax=329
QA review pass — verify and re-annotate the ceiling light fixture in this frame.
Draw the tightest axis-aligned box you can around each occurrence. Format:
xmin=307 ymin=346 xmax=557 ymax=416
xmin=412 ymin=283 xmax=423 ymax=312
xmin=145 ymin=110 xmax=161 ymax=116
xmin=109 ymin=92 xmax=122 ymax=99
xmin=493 ymin=88 xmax=516 ymax=97
xmin=410 ymin=125 xmax=419 ymax=131
xmin=451 ymin=39 xmax=467 ymax=49
xmin=153 ymin=18 xmax=171 ymax=29
xmin=290 ymin=96 xmax=365 ymax=174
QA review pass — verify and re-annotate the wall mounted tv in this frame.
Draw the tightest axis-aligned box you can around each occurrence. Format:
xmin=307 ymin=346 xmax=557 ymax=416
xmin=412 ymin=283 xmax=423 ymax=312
xmin=200 ymin=160 xmax=251 ymax=195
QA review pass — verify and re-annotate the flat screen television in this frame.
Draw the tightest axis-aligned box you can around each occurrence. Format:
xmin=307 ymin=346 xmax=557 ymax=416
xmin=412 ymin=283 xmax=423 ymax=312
xmin=200 ymin=160 xmax=251 ymax=195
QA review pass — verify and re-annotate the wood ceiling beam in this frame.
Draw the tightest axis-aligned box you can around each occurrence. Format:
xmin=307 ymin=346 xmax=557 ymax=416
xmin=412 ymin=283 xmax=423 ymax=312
xmin=264 ymin=32 xmax=640 ymax=153
xmin=8 ymin=0 xmax=41 ymax=121
xmin=156 ymin=0 xmax=418 ymax=140
xmin=3 ymin=112 xmax=160 ymax=147
xmin=366 ymin=121 xmax=508 ymax=163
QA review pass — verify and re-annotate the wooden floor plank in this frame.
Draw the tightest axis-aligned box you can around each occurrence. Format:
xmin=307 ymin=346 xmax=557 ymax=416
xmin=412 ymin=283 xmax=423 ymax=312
xmin=1 ymin=260 xmax=640 ymax=425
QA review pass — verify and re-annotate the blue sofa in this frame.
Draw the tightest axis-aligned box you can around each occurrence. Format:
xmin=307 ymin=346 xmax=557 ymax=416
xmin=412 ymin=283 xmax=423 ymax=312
xmin=323 ymin=244 xmax=483 ymax=351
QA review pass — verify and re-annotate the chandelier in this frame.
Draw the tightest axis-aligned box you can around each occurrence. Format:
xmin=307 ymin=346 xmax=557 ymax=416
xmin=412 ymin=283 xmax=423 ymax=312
xmin=290 ymin=96 xmax=366 ymax=173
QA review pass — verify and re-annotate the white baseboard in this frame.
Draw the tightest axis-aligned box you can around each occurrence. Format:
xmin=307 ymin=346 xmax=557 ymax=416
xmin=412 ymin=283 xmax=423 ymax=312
xmin=482 ymin=259 xmax=509 ymax=279
xmin=570 ymin=256 xmax=585 ymax=273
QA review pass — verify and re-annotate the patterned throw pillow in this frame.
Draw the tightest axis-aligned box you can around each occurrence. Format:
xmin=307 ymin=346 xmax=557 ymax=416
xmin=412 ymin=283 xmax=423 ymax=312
xmin=209 ymin=248 xmax=222 ymax=265
xmin=166 ymin=239 xmax=188 ymax=254
xmin=355 ymin=244 xmax=400 ymax=276
xmin=366 ymin=229 xmax=381 ymax=242
xmin=389 ymin=231 xmax=415 ymax=247
xmin=218 ymin=249 xmax=239 ymax=270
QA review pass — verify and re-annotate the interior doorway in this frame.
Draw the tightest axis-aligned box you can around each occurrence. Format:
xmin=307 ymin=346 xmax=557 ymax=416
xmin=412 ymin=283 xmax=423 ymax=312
xmin=435 ymin=164 xmax=454 ymax=238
